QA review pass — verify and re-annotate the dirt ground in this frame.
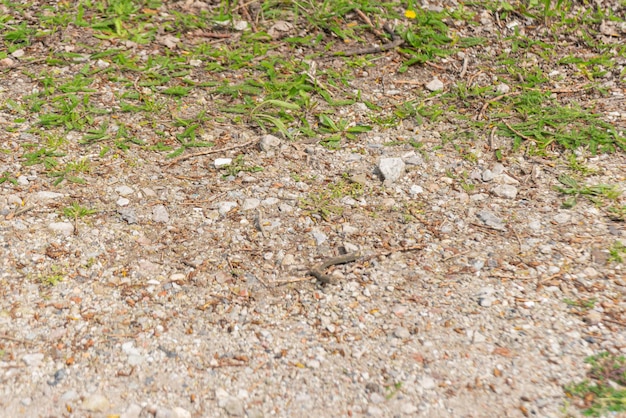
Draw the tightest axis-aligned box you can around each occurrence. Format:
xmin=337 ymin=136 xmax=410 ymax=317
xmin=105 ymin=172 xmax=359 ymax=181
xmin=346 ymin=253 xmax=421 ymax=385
xmin=0 ymin=1 xmax=625 ymax=417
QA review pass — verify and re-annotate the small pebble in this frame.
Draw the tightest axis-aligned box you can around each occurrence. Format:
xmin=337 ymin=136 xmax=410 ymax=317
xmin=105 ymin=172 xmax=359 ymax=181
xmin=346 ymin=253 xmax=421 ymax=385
xmin=476 ymin=210 xmax=506 ymax=231
xmin=120 ymin=403 xmax=142 ymax=418
xmin=425 ymin=77 xmax=444 ymax=91
xmin=48 ymin=222 xmax=74 ymax=236
xmin=214 ymin=158 xmax=232 ymax=168
xmin=152 ymin=205 xmax=170 ymax=223
xmin=242 ymin=198 xmax=260 ymax=211
xmin=378 ymin=158 xmax=405 ymax=184
xmin=22 ymin=353 xmax=44 ymax=367
xmin=259 ymin=134 xmax=281 ymax=151
xmin=492 ymin=184 xmax=518 ymax=199
xmin=81 ymin=393 xmax=110 ymax=412
xmin=394 ymin=326 xmax=411 ymax=339
xmin=116 ymin=185 xmax=134 ymax=196
xmin=216 ymin=201 xmax=238 ymax=216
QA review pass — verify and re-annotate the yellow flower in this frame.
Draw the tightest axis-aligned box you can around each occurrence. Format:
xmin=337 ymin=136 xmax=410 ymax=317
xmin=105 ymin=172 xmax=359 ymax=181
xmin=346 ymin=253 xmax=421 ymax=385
xmin=405 ymin=9 xmax=416 ymax=19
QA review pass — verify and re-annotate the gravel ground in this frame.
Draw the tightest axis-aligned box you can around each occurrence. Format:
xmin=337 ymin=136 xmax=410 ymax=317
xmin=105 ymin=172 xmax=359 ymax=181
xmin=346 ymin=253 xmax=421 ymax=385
xmin=1 ymin=1 xmax=625 ymax=417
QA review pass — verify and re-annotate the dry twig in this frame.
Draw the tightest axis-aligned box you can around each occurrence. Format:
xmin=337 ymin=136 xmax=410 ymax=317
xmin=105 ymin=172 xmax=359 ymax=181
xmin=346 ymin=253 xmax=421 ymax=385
xmin=164 ymin=139 xmax=256 ymax=166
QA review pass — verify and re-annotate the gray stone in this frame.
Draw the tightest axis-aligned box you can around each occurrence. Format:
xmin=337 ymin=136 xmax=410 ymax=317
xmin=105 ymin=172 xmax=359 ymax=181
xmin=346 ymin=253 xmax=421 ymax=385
xmin=553 ymin=212 xmax=571 ymax=224
xmin=378 ymin=158 xmax=405 ymax=184
xmin=492 ymin=184 xmax=518 ymax=199
xmin=222 ymin=397 xmax=245 ymax=416
xmin=393 ymin=326 xmax=411 ymax=339
xmin=409 ymin=185 xmax=423 ymax=196
xmin=259 ymin=134 xmax=281 ymax=151
xmin=496 ymin=83 xmax=510 ymax=94
xmin=425 ymin=77 xmax=444 ymax=91
xmin=476 ymin=210 xmax=506 ymax=231
xmin=120 ymin=403 xmax=143 ymax=418
xmin=48 ymin=222 xmax=74 ymax=236
xmin=529 ymin=220 xmax=542 ymax=231
xmin=152 ymin=205 xmax=170 ymax=223
xmin=261 ymin=197 xmax=279 ymax=206
xmin=172 ymin=407 xmax=192 ymax=418
xmin=22 ymin=353 xmax=44 ymax=367
xmin=117 ymin=197 xmax=130 ymax=206
xmin=60 ymin=390 xmax=79 ymax=402
xmin=155 ymin=408 xmax=176 ymax=418
xmin=33 ymin=191 xmax=64 ymax=201
xmin=419 ymin=375 xmax=436 ymax=390
xmin=366 ymin=405 xmax=384 ymax=416
xmin=116 ymin=185 xmax=134 ymax=196
xmin=17 ymin=175 xmax=29 ymax=186
xmin=482 ymin=169 xmax=495 ymax=182
xmin=7 ymin=194 xmax=22 ymax=206
xmin=312 ymin=229 xmax=327 ymax=246
xmin=245 ymin=407 xmax=264 ymax=418
xmin=118 ymin=208 xmax=138 ymax=224
xmin=242 ymin=198 xmax=260 ymax=211
xmin=217 ymin=201 xmax=238 ymax=216
xmin=400 ymin=402 xmax=418 ymax=415
xmin=81 ymin=393 xmax=110 ymax=412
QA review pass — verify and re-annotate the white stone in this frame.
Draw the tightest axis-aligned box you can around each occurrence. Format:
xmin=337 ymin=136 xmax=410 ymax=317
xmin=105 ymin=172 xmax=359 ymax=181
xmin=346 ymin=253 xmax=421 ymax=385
xmin=117 ymin=197 xmax=130 ymax=206
xmin=420 ymin=376 xmax=436 ymax=390
xmin=116 ymin=185 xmax=134 ymax=196
xmin=214 ymin=158 xmax=232 ymax=168
xmin=81 ymin=394 xmax=110 ymax=412
xmin=120 ymin=403 xmax=142 ymax=418
xmin=22 ymin=353 xmax=44 ymax=367
xmin=217 ymin=201 xmax=238 ymax=216
xmin=425 ymin=77 xmax=444 ymax=91
xmin=48 ymin=222 xmax=74 ymax=236
xmin=553 ymin=212 xmax=571 ymax=224
xmin=152 ymin=205 xmax=170 ymax=223
xmin=259 ymin=134 xmax=281 ymax=151
xmin=409 ymin=185 xmax=423 ymax=196
xmin=242 ymin=198 xmax=260 ymax=211
xmin=33 ymin=191 xmax=64 ymax=201
xmin=496 ymin=83 xmax=510 ymax=94
xmin=378 ymin=158 xmax=405 ymax=184
xmin=492 ymin=184 xmax=518 ymax=199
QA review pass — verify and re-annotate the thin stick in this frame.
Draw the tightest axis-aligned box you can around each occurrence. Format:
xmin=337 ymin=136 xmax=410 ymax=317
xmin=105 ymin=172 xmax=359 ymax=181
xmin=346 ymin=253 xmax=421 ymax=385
xmin=477 ymin=92 xmax=521 ymax=120
xmin=503 ymin=121 xmax=537 ymax=143
xmin=459 ymin=55 xmax=469 ymax=78
xmin=273 ymin=277 xmax=312 ymax=285
xmin=164 ymin=139 xmax=256 ymax=166
xmin=0 ymin=334 xmax=33 ymax=345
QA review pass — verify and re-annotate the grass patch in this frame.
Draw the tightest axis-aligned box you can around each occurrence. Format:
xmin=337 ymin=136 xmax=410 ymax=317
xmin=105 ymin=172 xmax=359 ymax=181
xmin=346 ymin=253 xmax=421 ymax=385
xmin=566 ymin=352 xmax=626 ymax=416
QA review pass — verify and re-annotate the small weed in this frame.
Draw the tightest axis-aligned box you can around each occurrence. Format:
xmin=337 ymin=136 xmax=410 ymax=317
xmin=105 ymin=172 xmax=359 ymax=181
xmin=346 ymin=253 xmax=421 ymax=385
xmin=62 ymin=202 xmax=98 ymax=219
xmin=49 ymin=158 xmax=91 ymax=186
xmin=608 ymin=241 xmax=626 ymax=263
xmin=563 ymin=297 xmax=597 ymax=312
xmin=565 ymin=352 xmax=626 ymax=416
xmin=0 ymin=171 xmax=18 ymax=185
xmin=298 ymin=176 xmax=360 ymax=221
xmin=385 ymin=382 xmax=403 ymax=400
xmin=556 ymin=175 xmax=621 ymax=209
xmin=607 ymin=205 xmax=626 ymax=222
xmin=221 ymin=154 xmax=263 ymax=178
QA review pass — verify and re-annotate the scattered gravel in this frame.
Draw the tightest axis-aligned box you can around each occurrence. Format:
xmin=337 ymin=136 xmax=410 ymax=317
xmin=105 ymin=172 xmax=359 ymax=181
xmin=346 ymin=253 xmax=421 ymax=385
xmin=1 ymin=1 xmax=625 ymax=418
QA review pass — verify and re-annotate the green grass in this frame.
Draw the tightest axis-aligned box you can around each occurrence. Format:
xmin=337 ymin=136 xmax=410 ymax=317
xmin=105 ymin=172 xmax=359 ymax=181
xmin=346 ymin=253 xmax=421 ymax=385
xmin=566 ymin=352 xmax=626 ymax=416
xmin=0 ymin=0 xmax=623 ymax=193
xmin=608 ymin=241 xmax=626 ymax=263
xmin=555 ymin=175 xmax=621 ymax=209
